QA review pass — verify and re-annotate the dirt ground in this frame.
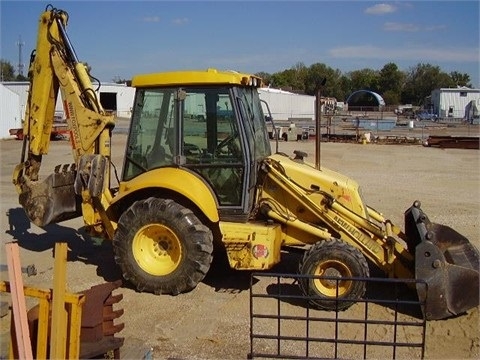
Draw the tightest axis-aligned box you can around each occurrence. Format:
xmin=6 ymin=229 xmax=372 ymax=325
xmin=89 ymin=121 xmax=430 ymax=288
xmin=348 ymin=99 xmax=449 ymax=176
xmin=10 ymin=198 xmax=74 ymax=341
xmin=0 ymin=127 xmax=479 ymax=359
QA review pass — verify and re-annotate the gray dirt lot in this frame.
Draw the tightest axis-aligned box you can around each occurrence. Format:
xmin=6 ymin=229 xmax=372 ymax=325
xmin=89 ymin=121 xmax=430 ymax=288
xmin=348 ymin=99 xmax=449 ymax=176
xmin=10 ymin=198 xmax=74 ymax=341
xmin=0 ymin=128 xmax=479 ymax=359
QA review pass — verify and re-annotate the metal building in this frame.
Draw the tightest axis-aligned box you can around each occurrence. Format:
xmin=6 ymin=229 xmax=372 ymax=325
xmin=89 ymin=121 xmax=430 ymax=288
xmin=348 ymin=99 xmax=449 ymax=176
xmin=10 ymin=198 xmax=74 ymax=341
xmin=2 ymin=82 xmax=46 ymax=120
xmin=93 ymin=83 xmax=136 ymax=118
xmin=258 ymin=88 xmax=315 ymax=121
xmin=0 ymin=84 xmax=21 ymax=139
xmin=2 ymin=81 xmax=135 ymax=120
xmin=430 ymin=87 xmax=480 ymax=119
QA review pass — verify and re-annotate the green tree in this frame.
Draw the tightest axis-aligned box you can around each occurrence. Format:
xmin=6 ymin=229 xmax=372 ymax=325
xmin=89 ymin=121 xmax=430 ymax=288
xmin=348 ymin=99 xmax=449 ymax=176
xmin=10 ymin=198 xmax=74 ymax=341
xmin=15 ymin=74 xmax=28 ymax=81
xmin=112 ymin=76 xmax=129 ymax=84
xmin=254 ymin=71 xmax=272 ymax=86
xmin=261 ymin=61 xmax=473 ymax=106
xmin=401 ymin=63 xmax=454 ymax=105
xmin=290 ymin=62 xmax=308 ymax=91
xmin=269 ymin=70 xmax=291 ymax=89
xmin=449 ymin=71 xmax=472 ymax=87
xmin=338 ymin=74 xmax=353 ymax=102
xmin=0 ymin=59 xmax=16 ymax=81
xmin=270 ymin=62 xmax=307 ymax=91
xmin=378 ymin=63 xmax=404 ymax=104
xmin=303 ymin=63 xmax=341 ymax=97
xmin=381 ymin=90 xmax=401 ymax=106
xmin=348 ymin=68 xmax=380 ymax=93
xmin=327 ymin=69 xmax=348 ymax=102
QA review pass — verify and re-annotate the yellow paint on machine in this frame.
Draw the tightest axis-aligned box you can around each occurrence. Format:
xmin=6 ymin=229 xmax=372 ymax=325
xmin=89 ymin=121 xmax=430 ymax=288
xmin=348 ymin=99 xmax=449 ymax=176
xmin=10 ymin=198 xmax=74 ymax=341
xmin=220 ymin=221 xmax=283 ymax=270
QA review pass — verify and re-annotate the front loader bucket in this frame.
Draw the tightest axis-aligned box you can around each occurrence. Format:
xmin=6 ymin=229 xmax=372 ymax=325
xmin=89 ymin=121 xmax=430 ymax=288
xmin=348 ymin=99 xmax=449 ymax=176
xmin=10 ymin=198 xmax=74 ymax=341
xmin=405 ymin=201 xmax=479 ymax=320
xmin=18 ymin=164 xmax=81 ymax=227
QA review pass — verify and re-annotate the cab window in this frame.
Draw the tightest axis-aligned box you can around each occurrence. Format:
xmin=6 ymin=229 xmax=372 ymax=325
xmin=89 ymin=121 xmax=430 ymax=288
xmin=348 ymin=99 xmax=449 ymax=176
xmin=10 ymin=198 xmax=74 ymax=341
xmin=123 ymin=86 xmax=245 ymax=206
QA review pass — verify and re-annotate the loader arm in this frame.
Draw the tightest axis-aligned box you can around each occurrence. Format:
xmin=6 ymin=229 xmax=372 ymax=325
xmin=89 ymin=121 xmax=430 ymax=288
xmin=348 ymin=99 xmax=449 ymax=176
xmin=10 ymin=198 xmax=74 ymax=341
xmin=259 ymin=154 xmax=479 ymax=320
xmin=260 ymin=157 xmax=414 ymax=279
xmin=12 ymin=6 xmax=115 ymax=232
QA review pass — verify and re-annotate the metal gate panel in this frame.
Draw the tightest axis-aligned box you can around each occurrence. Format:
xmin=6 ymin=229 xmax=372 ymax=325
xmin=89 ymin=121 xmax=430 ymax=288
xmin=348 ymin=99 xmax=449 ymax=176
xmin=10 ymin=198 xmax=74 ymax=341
xmin=249 ymin=274 xmax=426 ymax=359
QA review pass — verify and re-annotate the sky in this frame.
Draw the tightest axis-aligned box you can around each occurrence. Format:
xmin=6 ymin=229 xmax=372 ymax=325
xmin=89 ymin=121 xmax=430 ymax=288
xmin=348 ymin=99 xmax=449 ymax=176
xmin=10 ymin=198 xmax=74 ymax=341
xmin=1 ymin=1 xmax=479 ymax=87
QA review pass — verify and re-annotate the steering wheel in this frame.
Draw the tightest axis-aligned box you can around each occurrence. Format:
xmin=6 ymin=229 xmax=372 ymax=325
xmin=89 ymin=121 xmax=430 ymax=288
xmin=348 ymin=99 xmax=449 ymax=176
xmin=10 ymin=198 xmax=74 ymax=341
xmin=184 ymin=143 xmax=201 ymax=156
xmin=215 ymin=134 xmax=237 ymax=156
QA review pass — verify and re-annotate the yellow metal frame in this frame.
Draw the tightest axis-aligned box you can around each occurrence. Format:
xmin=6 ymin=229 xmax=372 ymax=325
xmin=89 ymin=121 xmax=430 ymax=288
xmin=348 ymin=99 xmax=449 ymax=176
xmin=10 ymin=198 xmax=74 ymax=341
xmin=1 ymin=282 xmax=85 ymax=359
xmin=0 ymin=243 xmax=85 ymax=359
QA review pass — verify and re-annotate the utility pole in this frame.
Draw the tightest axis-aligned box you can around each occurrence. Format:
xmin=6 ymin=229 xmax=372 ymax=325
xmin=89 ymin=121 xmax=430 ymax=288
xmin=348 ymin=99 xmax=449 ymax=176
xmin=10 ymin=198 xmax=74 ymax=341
xmin=16 ymin=35 xmax=25 ymax=77
xmin=315 ymin=78 xmax=326 ymax=170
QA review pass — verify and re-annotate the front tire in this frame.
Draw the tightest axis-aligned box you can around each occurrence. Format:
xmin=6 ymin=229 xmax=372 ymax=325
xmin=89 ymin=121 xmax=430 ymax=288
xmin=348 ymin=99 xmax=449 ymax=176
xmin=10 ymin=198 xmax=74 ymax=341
xmin=113 ymin=197 xmax=213 ymax=295
xmin=298 ymin=239 xmax=369 ymax=311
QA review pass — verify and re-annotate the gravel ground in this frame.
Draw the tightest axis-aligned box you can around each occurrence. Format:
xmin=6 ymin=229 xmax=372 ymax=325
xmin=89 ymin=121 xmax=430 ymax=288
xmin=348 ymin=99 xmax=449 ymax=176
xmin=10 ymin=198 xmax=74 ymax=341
xmin=0 ymin=128 xmax=479 ymax=359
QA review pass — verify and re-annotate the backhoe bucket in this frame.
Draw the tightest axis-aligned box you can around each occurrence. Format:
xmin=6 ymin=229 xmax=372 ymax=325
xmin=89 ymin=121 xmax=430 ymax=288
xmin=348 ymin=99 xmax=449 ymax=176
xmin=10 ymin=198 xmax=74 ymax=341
xmin=405 ymin=201 xmax=479 ymax=320
xmin=18 ymin=164 xmax=81 ymax=227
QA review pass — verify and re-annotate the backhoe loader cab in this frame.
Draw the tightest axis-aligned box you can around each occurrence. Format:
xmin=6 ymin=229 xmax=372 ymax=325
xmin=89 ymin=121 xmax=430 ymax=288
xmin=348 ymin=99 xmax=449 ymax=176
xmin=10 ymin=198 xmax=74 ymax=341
xmin=13 ymin=6 xmax=479 ymax=321
xmin=121 ymin=69 xmax=271 ymax=214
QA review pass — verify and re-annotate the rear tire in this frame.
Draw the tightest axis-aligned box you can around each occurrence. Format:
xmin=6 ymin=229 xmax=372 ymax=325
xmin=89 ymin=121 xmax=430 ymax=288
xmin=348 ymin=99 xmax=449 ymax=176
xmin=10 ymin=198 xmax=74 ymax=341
xmin=298 ymin=238 xmax=369 ymax=311
xmin=113 ymin=197 xmax=213 ymax=295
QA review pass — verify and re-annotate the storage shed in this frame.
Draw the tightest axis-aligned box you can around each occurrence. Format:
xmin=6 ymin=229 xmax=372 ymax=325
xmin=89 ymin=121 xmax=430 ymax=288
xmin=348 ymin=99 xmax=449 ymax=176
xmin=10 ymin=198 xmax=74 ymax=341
xmin=430 ymin=87 xmax=480 ymax=119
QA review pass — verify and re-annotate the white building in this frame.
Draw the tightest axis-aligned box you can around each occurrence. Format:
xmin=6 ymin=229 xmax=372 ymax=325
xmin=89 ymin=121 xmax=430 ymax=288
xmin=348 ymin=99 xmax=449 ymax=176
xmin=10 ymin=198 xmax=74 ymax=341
xmin=430 ymin=87 xmax=480 ymax=119
xmin=258 ymin=88 xmax=315 ymax=121
xmin=2 ymin=81 xmax=135 ymax=121
xmin=0 ymin=84 xmax=22 ymax=139
xmin=93 ymin=83 xmax=136 ymax=118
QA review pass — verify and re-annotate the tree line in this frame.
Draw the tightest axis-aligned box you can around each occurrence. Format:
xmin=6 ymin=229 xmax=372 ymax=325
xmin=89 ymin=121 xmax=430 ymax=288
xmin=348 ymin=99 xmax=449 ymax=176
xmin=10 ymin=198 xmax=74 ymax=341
xmin=255 ymin=62 xmax=472 ymax=106
xmin=2 ymin=58 xmax=473 ymax=106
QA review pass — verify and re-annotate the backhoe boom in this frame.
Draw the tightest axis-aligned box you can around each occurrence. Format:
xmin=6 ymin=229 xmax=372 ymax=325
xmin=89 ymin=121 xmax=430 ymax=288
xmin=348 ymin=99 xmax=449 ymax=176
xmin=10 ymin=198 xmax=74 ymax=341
xmin=12 ymin=5 xmax=115 ymax=228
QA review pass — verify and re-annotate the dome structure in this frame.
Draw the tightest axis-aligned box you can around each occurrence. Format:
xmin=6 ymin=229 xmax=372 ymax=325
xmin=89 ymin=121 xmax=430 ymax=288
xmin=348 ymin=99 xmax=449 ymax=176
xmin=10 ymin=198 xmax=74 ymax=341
xmin=346 ymin=90 xmax=385 ymax=107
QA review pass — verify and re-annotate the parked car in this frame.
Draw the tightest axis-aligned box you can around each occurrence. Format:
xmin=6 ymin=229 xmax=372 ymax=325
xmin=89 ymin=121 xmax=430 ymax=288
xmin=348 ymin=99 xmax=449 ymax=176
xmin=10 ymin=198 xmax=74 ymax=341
xmin=416 ymin=110 xmax=438 ymax=121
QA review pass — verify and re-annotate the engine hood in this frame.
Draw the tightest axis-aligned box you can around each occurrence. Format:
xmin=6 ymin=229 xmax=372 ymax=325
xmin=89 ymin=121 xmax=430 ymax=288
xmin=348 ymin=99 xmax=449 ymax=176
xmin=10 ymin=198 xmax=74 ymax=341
xmin=266 ymin=152 xmax=368 ymax=218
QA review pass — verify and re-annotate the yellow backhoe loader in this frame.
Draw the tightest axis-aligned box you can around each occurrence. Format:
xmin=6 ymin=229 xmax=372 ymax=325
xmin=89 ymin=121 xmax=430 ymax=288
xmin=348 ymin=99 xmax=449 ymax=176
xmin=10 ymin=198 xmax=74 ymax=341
xmin=12 ymin=5 xmax=479 ymax=320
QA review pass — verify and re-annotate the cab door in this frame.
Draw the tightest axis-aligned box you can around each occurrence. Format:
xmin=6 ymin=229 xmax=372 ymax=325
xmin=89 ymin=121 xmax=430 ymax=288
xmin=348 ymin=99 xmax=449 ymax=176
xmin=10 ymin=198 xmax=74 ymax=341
xmin=181 ymin=87 xmax=249 ymax=221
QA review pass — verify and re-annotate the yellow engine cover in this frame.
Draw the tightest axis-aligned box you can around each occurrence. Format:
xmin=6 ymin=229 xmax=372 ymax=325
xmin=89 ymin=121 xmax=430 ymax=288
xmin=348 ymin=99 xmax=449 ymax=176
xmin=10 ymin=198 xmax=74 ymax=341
xmin=220 ymin=221 xmax=283 ymax=270
xmin=267 ymin=153 xmax=368 ymax=218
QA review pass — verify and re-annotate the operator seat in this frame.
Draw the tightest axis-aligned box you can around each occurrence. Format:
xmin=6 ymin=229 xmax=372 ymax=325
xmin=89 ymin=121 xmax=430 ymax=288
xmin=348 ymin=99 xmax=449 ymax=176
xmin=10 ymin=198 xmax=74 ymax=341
xmin=146 ymin=145 xmax=166 ymax=169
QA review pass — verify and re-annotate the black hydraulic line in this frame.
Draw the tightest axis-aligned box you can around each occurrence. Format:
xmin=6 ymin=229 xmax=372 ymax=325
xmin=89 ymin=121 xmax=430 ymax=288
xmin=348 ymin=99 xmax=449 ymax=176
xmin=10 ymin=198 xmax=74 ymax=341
xmin=55 ymin=16 xmax=79 ymax=64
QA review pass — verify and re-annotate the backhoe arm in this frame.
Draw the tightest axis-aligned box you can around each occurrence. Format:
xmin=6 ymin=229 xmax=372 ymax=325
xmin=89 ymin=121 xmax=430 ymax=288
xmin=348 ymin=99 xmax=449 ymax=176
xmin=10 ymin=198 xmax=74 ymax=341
xmin=12 ymin=6 xmax=115 ymax=228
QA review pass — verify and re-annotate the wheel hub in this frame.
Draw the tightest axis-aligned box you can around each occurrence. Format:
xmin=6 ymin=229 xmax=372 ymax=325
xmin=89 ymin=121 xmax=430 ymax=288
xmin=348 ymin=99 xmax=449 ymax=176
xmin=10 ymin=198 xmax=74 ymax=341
xmin=133 ymin=224 xmax=182 ymax=276
xmin=313 ymin=260 xmax=352 ymax=297
xmin=322 ymin=268 xmax=342 ymax=286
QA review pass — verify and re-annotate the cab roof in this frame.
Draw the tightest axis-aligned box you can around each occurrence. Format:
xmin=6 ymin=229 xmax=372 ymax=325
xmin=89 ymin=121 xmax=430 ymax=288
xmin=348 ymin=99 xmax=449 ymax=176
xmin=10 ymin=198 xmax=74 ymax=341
xmin=131 ymin=68 xmax=262 ymax=88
